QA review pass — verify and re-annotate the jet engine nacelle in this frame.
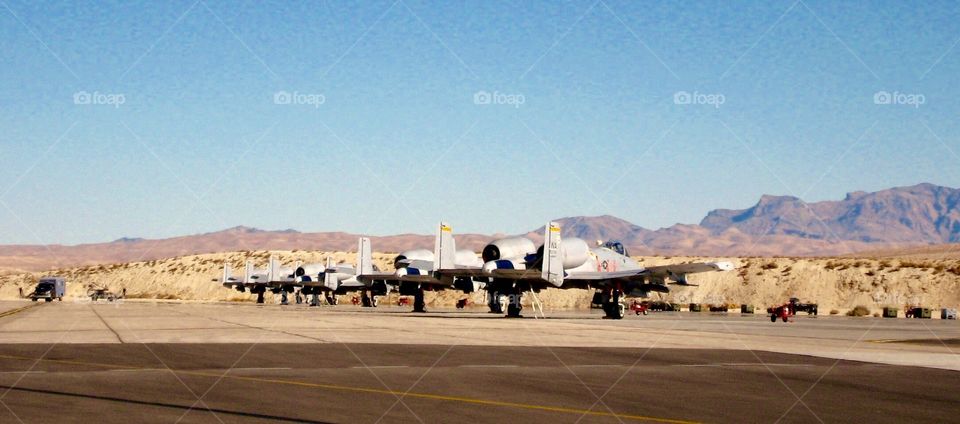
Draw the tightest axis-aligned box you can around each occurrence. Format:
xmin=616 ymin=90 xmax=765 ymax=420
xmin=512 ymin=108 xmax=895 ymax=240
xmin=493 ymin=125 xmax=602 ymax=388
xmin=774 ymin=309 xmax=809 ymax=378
xmin=481 ymin=237 xmax=536 ymax=262
xmin=295 ymin=264 xmax=326 ymax=282
xmin=395 ymin=249 xmax=434 ymax=269
xmin=455 ymin=249 xmax=483 ymax=267
xmin=482 ymin=258 xmax=526 ymax=274
xmin=536 ymin=237 xmax=590 ymax=270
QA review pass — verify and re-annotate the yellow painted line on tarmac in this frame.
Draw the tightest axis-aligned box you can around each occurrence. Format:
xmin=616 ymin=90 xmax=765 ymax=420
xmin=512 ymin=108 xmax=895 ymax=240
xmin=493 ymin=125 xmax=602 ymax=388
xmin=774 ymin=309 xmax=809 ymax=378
xmin=0 ymin=303 xmax=42 ymax=319
xmin=0 ymin=353 xmax=698 ymax=424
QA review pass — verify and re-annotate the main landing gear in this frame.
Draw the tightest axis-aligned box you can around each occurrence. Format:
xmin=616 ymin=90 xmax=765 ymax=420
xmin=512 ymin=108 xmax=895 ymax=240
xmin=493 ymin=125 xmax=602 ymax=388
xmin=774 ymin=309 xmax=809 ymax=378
xmin=506 ymin=290 xmax=523 ymax=318
xmin=600 ymin=288 xmax=625 ymax=320
xmin=252 ymin=286 xmax=266 ymax=304
xmin=487 ymin=291 xmax=504 ymax=314
xmin=360 ymin=291 xmax=379 ymax=308
xmin=413 ymin=288 xmax=426 ymax=313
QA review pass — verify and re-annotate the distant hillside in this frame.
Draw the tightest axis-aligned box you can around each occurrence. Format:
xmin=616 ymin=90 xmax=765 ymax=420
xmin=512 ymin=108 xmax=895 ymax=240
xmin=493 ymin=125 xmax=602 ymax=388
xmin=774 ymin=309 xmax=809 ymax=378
xmin=701 ymin=183 xmax=960 ymax=243
xmin=0 ymin=227 xmax=495 ymax=273
xmin=525 ymin=215 xmax=652 ymax=244
xmin=2 ymin=183 xmax=959 ymax=271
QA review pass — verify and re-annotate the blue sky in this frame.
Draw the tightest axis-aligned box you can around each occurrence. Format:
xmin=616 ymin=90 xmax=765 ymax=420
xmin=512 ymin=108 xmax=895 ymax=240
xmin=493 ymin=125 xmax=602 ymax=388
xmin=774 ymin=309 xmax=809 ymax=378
xmin=1 ymin=0 xmax=959 ymax=245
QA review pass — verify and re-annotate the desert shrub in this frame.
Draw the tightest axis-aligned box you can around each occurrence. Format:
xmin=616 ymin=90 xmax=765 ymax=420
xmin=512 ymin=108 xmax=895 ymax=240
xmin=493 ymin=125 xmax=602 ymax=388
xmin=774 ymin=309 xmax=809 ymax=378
xmin=865 ymin=270 xmax=875 ymax=276
xmin=829 ymin=309 xmax=839 ymax=315
xmin=899 ymin=261 xmax=929 ymax=270
xmin=873 ymin=312 xmax=881 ymax=317
xmin=761 ymin=262 xmax=778 ymax=270
xmin=846 ymin=305 xmax=871 ymax=317
xmin=824 ymin=261 xmax=838 ymax=270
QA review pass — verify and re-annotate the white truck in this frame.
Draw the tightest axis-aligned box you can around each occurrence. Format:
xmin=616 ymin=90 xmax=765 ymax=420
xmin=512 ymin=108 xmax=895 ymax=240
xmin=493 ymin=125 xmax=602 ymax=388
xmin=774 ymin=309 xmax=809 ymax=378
xmin=29 ymin=277 xmax=66 ymax=302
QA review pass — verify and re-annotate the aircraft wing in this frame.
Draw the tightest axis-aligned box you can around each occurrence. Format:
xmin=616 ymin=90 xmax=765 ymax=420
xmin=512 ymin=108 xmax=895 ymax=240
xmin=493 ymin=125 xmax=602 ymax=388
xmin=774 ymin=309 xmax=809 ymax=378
xmin=643 ymin=262 xmax=735 ymax=285
xmin=355 ymin=272 xmax=396 ymax=284
xmin=358 ymin=267 xmax=484 ymax=290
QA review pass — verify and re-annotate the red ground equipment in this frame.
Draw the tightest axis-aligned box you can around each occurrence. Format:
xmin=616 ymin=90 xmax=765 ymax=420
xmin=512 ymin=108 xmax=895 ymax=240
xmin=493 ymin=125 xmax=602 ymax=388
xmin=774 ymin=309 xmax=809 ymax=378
xmin=767 ymin=304 xmax=792 ymax=322
xmin=630 ymin=300 xmax=649 ymax=315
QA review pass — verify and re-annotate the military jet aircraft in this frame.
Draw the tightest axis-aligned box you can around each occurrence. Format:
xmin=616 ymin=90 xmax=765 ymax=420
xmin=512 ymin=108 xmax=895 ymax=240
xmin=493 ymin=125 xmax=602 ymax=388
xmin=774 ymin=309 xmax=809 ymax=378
xmin=317 ymin=237 xmax=393 ymax=307
xmin=218 ymin=238 xmax=388 ymax=305
xmin=218 ymin=259 xmax=274 ymax=303
xmin=358 ymin=222 xmax=484 ymax=313
xmin=480 ymin=222 xmax=735 ymax=319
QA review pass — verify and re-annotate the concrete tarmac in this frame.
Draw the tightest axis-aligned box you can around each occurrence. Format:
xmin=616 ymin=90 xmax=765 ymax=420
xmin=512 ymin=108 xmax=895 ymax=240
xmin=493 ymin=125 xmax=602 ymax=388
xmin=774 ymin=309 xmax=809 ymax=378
xmin=0 ymin=300 xmax=957 ymax=423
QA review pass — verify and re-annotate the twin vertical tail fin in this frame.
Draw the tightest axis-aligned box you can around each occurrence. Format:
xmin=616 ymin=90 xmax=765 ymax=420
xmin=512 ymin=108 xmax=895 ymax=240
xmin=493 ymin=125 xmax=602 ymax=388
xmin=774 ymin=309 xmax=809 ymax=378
xmin=357 ymin=237 xmax=373 ymax=275
xmin=433 ymin=222 xmax=456 ymax=271
xmin=541 ymin=222 xmax=564 ymax=287
xmin=323 ymin=257 xmax=338 ymax=290
xmin=222 ymin=263 xmax=232 ymax=283
xmin=244 ymin=260 xmax=253 ymax=284
xmin=267 ymin=254 xmax=280 ymax=282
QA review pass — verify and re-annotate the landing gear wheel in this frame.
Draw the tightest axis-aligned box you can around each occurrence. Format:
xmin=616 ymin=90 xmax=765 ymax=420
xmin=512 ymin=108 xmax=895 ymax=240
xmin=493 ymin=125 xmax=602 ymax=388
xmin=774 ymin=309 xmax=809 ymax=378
xmin=770 ymin=314 xmax=777 ymax=322
xmin=413 ymin=288 xmax=426 ymax=313
xmin=487 ymin=291 xmax=504 ymax=314
xmin=506 ymin=292 xmax=523 ymax=318
xmin=371 ymin=296 xmax=379 ymax=308
xmin=361 ymin=292 xmax=372 ymax=307
xmin=45 ymin=298 xmax=52 ymax=302
xmin=602 ymin=290 xmax=624 ymax=320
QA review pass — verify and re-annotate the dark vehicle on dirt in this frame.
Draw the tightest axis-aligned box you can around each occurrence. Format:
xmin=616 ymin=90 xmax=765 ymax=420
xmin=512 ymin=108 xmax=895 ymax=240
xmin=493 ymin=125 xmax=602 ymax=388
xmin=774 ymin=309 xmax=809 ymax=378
xmin=30 ymin=277 xmax=65 ymax=302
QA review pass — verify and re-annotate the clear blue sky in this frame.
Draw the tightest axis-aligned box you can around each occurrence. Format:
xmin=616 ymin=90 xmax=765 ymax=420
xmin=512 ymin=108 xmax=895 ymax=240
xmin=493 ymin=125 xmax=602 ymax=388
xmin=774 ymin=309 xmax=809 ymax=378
xmin=1 ymin=0 xmax=959 ymax=245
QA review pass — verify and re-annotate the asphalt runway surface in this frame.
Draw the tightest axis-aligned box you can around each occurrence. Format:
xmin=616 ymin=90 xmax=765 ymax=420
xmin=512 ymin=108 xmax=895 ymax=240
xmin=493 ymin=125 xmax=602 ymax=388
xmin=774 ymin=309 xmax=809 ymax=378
xmin=0 ymin=301 xmax=957 ymax=423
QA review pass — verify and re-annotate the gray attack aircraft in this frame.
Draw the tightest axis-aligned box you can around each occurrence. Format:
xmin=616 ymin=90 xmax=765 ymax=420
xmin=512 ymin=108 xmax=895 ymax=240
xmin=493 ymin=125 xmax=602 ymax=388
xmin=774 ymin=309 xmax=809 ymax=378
xmin=358 ymin=222 xmax=484 ymax=313
xmin=218 ymin=238 xmax=389 ymax=305
xmin=471 ymin=222 xmax=735 ymax=319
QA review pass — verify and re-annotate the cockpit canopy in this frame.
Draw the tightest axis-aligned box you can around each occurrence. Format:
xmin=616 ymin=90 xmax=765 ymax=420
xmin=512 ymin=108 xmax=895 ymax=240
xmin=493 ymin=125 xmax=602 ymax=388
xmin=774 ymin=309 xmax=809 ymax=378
xmin=603 ymin=241 xmax=628 ymax=256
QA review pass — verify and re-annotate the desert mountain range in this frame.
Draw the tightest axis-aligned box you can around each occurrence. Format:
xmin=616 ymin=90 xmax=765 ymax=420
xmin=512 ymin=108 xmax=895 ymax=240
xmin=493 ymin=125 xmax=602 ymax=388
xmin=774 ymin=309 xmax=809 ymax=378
xmin=3 ymin=183 xmax=959 ymax=272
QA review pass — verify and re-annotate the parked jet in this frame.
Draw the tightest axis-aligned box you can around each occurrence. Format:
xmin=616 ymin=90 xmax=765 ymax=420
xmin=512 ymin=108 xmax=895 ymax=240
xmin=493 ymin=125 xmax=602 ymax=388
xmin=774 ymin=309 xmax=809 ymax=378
xmin=219 ymin=259 xmax=273 ymax=303
xmin=359 ymin=222 xmax=484 ymax=313
xmin=317 ymin=237 xmax=393 ymax=307
xmin=480 ymin=222 xmax=735 ymax=319
xmin=218 ymin=238 xmax=386 ymax=305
